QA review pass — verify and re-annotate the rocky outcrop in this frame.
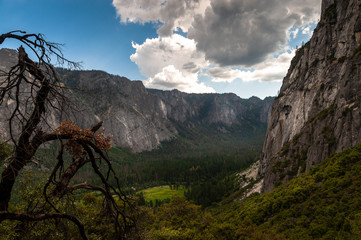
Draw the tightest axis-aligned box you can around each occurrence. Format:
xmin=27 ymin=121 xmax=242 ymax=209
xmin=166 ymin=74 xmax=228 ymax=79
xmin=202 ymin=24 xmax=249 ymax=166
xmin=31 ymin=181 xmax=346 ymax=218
xmin=260 ymin=0 xmax=361 ymax=192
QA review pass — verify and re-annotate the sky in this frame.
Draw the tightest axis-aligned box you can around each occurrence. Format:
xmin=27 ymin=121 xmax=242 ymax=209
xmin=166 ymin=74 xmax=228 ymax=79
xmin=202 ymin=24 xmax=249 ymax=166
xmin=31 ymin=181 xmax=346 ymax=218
xmin=0 ymin=0 xmax=321 ymax=99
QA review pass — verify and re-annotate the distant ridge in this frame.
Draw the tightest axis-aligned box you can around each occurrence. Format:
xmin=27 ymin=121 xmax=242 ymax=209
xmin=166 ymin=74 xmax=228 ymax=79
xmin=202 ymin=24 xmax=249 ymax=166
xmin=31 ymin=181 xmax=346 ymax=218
xmin=0 ymin=48 xmax=274 ymax=152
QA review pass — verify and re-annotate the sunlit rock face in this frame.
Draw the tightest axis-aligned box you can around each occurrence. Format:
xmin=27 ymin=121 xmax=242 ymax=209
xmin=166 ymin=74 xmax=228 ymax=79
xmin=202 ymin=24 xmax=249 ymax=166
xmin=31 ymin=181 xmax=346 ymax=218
xmin=260 ymin=0 xmax=361 ymax=192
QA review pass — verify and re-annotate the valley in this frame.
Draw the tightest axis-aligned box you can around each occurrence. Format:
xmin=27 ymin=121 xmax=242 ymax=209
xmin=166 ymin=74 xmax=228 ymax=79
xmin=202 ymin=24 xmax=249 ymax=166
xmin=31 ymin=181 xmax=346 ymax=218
xmin=1 ymin=0 xmax=361 ymax=239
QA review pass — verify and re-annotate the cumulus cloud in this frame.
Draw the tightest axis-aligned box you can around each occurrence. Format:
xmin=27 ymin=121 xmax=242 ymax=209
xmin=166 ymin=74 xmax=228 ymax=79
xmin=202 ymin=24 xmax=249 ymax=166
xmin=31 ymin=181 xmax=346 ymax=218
xmin=207 ymin=50 xmax=296 ymax=82
xmin=130 ymin=34 xmax=214 ymax=93
xmin=144 ymin=65 xmax=215 ymax=93
xmin=112 ymin=0 xmax=321 ymax=94
xmin=188 ymin=0 xmax=321 ymax=66
xmin=207 ymin=67 xmax=243 ymax=83
xmin=157 ymin=0 xmax=210 ymax=36
xmin=112 ymin=0 xmax=163 ymax=23
xmin=112 ymin=0 xmax=210 ymax=36
xmin=130 ymin=34 xmax=208 ymax=77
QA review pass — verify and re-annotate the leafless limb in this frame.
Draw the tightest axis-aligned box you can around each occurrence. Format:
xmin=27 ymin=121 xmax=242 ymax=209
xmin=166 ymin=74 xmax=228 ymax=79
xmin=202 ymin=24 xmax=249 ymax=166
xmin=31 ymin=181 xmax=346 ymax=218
xmin=0 ymin=31 xmax=136 ymax=239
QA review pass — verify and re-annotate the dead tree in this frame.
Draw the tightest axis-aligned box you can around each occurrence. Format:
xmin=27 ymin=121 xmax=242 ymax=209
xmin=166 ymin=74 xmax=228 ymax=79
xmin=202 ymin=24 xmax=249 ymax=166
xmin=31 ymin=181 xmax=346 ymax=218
xmin=0 ymin=31 xmax=136 ymax=239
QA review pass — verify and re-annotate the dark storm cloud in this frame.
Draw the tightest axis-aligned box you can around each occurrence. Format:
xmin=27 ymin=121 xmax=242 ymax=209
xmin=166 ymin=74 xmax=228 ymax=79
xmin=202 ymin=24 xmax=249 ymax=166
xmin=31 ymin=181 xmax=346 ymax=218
xmin=188 ymin=0 xmax=320 ymax=66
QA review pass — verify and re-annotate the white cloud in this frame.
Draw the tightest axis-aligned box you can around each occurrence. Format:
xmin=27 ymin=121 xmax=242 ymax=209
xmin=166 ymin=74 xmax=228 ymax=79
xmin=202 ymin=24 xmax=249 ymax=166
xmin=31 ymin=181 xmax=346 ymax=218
xmin=114 ymin=0 xmax=321 ymax=67
xmin=290 ymin=28 xmax=299 ymax=39
xmin=144 ymin=65 xmax=215 ymax=93
xmin=112 ymin=0 xmax=211 ymax=36
xmin=245 ymin=50 xmax=296 ymax=82
xmin=130 ymin=34 xmax=214 ymax=93
xmin=302 ymin=26 xmax=311 ymax=35
xmin=207 ymin=50 xmax=296 ymax=82
xmin=130 ymin=34 xmax=208 ymax=77
xmin=112 ymin=0 xmax=321 ymax=95
xmin=112 ymin=0 xmax=163 ymax=24
xmin=207 ymin=67 xmax=243 ymax=83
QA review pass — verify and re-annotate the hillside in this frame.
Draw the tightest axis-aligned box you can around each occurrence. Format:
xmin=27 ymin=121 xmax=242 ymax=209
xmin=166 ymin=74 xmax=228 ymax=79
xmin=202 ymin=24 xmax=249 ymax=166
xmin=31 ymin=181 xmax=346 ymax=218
xmin=260 ymin=0 xmax=361 ymax=192
xmin=139 ymin=143 xmax=361 ymax=239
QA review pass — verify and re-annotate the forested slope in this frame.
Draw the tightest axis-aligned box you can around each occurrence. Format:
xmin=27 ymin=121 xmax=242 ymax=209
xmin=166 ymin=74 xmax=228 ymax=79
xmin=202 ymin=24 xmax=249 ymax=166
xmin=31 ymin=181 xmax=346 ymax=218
xmin=141 ymin=142 xmax=361 ymax=239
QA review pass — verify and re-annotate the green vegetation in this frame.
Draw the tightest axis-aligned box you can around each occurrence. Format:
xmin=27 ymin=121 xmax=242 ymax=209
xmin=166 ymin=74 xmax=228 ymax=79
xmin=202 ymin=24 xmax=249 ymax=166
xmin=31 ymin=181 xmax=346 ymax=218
xmin=137 ymin=185 xmax=185 ymax=205
xmin=0 ymin=176 xmax=135 ymax=240
xmin=307 ymin=104 xmax=337 ymax=123
xmin=141 ymin=196 xmax=217 ymax=240
xmin=29 ymin=120 xmax=262 ymax=209
xmin=184 ymin=175 xmax=236 ymax=208
xmin=107 ymin=122 xmax=264 ymax=191
xmin=6 ymin=88 xmax=360 ymax=239
xmin=111 ymin=143 xmax=257 ymax=189
xmin=112 ymin=126 xmax=260 ymax=207
xmin=210 ymin=142 xmax=361 ymax=239
xmin=137 ymin=142 xmax=361 ymax=239
xmin=322 ymin=126 xmax=336 ymax=146
xmin=0 ymin=142 xmax=12 ymax=162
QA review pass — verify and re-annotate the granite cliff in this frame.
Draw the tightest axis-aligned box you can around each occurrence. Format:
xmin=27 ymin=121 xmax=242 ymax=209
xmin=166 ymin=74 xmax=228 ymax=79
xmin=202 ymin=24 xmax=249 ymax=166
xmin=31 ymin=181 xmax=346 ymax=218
xmin=0 ymin=48 xmax=273 ymax=152
xmin=260 ymin=0 xmax=361 ymax=192
xmin=58 ymin=69 xmax=273 ymax=152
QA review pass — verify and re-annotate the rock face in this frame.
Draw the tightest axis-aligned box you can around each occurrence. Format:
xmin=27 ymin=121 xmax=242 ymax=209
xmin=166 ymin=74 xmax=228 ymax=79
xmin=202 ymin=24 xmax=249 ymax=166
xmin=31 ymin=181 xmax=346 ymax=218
xmin=148 ymin=89 xmax=273 ymax=127
xmin=0 ymin=49 xmax=273 ymax=152
xmin=58 ymin=70 xmax=273 ymax=152
xmin=260 ymin=0 xmax=361 ymax=192
xmin=57 ymin=69 xmax=176 ymax=152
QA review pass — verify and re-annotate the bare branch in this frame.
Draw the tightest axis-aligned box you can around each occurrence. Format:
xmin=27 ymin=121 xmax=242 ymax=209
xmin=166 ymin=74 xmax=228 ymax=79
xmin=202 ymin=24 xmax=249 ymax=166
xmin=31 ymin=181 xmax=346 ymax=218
xmin=0 ymin=31 xmax=136 ymax=239
xmin=66 ymin=183 xmax=108 ymax=195
xmin=0 ymin=211 xmax=88 ymax=240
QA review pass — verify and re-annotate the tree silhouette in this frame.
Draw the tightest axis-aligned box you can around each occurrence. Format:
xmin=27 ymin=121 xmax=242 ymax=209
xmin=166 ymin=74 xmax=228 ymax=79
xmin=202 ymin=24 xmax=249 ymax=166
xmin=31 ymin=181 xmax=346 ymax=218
xmin=0 ymin=31 xmax=135 ymax=239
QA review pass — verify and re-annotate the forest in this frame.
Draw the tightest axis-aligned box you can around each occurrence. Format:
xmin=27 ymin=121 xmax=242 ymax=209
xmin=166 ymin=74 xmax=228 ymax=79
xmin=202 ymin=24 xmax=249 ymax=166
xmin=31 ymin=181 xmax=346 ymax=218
xmin=1 ymin=27 xmax=361 ymax=240
xmin=0 ymin=30 xmax=264 ymax=239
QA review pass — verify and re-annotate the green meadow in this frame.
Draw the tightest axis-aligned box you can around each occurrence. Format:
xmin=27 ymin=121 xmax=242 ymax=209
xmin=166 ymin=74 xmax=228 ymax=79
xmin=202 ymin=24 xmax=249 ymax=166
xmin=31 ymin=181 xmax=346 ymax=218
xmin=138 ymin=185 xmax=185 ymax=204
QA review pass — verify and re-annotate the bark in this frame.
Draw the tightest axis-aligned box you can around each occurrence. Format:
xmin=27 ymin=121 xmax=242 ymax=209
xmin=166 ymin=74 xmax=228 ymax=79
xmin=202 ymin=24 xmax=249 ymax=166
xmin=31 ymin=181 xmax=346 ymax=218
xmin=0 ymin=47 xmax=51 ymax=211
xmin=51 ymin=157 xmax=89 ymax=197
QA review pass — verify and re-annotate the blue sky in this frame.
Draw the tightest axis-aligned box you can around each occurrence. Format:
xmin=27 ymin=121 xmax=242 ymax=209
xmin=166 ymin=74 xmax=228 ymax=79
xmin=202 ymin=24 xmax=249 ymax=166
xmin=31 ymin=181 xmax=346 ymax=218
xmin=0 ymin=0 xmax=321 ymax=99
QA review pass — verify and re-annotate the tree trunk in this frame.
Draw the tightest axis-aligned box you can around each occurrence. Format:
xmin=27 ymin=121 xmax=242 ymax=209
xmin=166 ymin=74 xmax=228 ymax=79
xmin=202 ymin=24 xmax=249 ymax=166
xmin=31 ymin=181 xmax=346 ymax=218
xmin=0 ymin=47 xmax=51 ymax=211
xmin=51 ymin=157 xmax=89 ymax=197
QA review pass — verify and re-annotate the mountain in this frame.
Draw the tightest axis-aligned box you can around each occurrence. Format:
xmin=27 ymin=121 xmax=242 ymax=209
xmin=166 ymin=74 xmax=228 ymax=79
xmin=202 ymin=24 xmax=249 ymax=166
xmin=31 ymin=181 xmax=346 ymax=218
xmin=260 ymin=0 xmax=361 ymax=192
xmin=0 ymin=49 xmax=273 ymax=152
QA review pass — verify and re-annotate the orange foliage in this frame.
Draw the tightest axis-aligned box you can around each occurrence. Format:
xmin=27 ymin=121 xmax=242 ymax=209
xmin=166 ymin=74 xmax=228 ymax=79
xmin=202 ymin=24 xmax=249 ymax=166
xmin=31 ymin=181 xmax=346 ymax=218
xmin=55 ymin=121 xmax=112 ymax=152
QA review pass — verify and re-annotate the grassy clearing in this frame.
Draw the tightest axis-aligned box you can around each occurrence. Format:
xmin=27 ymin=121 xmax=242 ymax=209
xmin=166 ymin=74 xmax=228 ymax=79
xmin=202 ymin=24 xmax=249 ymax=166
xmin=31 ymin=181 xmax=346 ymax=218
xmin=138 ymin=185 xmax=185 ymax=203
